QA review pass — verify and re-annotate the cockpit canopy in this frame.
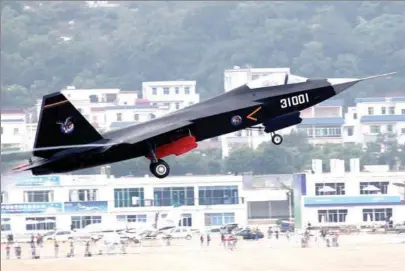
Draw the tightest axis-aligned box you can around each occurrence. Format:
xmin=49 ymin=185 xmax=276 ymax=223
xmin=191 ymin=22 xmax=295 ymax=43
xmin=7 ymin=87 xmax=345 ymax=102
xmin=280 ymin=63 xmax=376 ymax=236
xmin=247 ymin=73 xmax=308 ymax=89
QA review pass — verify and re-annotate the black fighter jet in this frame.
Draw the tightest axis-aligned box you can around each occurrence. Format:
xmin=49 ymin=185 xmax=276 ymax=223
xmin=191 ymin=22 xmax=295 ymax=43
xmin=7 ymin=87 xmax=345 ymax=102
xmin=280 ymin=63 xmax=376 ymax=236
xmin=4 ymin=72 xmax=395 ymax=178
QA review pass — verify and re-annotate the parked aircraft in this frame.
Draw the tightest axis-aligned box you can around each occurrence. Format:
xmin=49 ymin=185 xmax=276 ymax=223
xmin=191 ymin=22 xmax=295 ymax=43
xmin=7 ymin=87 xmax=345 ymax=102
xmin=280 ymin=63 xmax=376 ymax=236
xmin=4 ymin=72 xmax=396 ymax=178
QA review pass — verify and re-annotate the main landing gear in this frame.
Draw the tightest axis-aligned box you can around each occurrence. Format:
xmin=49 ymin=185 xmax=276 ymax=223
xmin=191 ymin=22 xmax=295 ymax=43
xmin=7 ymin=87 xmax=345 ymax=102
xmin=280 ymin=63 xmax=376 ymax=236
xmin=148 ymin=145 xmax=170 ymax=178
xmin=270 ymin=132 xmax=283 ymax=145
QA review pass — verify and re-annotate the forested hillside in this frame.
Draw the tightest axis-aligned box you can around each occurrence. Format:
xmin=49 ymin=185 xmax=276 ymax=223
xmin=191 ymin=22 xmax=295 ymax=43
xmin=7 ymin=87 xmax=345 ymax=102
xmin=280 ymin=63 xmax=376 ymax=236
xmin=1 ymin=1 xmax=405 ymax=107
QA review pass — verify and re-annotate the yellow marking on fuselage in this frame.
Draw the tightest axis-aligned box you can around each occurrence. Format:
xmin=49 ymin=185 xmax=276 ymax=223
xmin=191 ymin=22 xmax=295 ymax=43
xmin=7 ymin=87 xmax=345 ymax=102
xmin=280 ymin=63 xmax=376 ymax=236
xmin=246 ymin=106 xmax=262 ymax=121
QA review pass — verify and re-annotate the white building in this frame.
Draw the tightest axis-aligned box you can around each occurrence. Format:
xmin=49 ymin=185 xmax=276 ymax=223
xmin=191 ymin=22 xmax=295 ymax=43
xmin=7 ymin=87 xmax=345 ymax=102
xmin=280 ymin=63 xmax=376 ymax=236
xmin=343 ymin=97 xmax=405 ymax=145
xmin=1 ymin=109 xmax=27 ymax=151
xmin=142 ymin=81 xmax=200 ymax=110
xmin=1 ymin=174 xmax=247 ymax=234
xmin=293 ymin=162 xmax=405 ymax=229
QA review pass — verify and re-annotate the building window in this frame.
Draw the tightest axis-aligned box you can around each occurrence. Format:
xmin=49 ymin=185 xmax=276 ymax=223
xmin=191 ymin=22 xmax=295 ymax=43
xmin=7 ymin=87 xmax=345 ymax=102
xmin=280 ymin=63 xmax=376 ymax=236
xmin=388 ymin=107 xmax=395 ymax=115
xmin=387 ymin=124 xmax=393 ymax=133
xmin=114 ymin=188 xmax=144 ymax=208
xmin=317 ymin=209 xmax=347 ymax=223
xmin=71 ymin=216 xmax=101 ymax=230
xmin=199 ymin=186 xmax=239 ymax=205
xmin=25 ymin=217 xmax=56 ymax=231
xmin=381 ymin=107 xmax=386 ymax=115
xmin=89 ymin=95 xmax=98 ymax=103
xmin=13 ymin=128 xmax=19 ymax=134
xmin=314 ymin=127 xmax=341 ymax=137
xmin=402 ymin=109 xmax=405 ymax=115
xmin=175 ymin=103 xmax=180 ymax=110
xmin=24 ymin=191 xmax=54 ymax=202
xmin=353 ymin=113 xmax=357 ymax=120
xmin=117 ymin=215 xmax=147 ymax=223
xmin=1 ymin=127 xmax=3 ymax=134
xmin=1 ymin=191 xmax=6 ymax=203
xmin=175 ymin=87 xmax=180 ymax=94
xmin=370 ymin=125 xmax=380 ymax=134
xmin=347 ymin=127 xmax=353 ymax=136
xmin=204 ymin=213 xmax=235 ymax=226
xmin=360 ymin=182 xmax=389 ymax=194
xmin=251 ymin=74 xmax=260 ymax=80
xmin=1 ymin=218 xmax=11 ymax=231
xmin=401 ymin=128 xmax=405 ymax=134
xmin=154 ymin=187 xmax=194 ymax=207
xmin=163 ymin=103 xmax=170 ymax=107
xmin=362 ymin=208 xmax=392 ymax=222
xmin=92 ymin=115 xmax=98 ymax=122
xmin=368 ymin=107 xmax=374 ymax=115
xmin=133 ymin=114 xmax=139 ymax=121
xmin=116 ymin=113 xmax=122 ymax=121
xmin=180 ymin=213 xmax=192 ymax=227
xmin=150 ymin=113 xmax=156 ymax=119
xmin=152 ymin=88 xmax=157 ymax=95
xmin=315 ymin=183 xmax=345 ymax=196
xmin=163 ymin=87 xmax=170 ymax=95
xmin=185 ymin=87 xmax=190 ymax=94
xmin=69 ymin=189 xmax=98 ymax=201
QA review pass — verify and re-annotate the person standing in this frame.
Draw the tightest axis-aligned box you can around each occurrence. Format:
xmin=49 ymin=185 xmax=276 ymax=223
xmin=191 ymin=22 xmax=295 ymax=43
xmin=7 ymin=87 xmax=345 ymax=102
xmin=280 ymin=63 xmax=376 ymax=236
xmin=206 ymin=234 xmax=211 ymax=246
xmin=54 ymin=240 xmax=59 ymax=258
xmin=14 ymin=242 xmax=21 ymax=259
xmin=200 ymin=234 xmax=204 ymax=246
xmin=6 ymin=243 xmax=11 ymax=259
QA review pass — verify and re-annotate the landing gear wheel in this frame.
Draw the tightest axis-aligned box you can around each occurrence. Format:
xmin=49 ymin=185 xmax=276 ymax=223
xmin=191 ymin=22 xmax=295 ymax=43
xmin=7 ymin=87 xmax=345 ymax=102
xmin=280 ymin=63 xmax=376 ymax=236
xmin=271 ymin=134 xmax=283 ymax=145
xmin=150 ymin=159 xmax=170 ymax=179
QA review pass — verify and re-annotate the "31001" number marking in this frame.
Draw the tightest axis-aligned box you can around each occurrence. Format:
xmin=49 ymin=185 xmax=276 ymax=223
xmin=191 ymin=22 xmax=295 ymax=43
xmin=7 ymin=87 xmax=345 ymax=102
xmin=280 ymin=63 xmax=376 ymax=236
xmin=280 ymin=93 xmax=309 ymax=108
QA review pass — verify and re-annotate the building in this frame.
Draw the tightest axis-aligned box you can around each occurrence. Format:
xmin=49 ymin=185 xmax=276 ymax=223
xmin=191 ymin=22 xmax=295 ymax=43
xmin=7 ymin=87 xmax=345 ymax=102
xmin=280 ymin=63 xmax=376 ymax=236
xmin=0 ymin=174 xmax=247 ymax=234
xmin=1 ymin=109 xmax=27 ymax=152
xmin=297 ymin=99 xmax=345 ymax=144
xmin=343 ymin=97 xmax=405 ymax=145
xmin=293 ymin=161 xmax=405 ymax=229
xmin=142 ymin=81 xmax=200 ymax=111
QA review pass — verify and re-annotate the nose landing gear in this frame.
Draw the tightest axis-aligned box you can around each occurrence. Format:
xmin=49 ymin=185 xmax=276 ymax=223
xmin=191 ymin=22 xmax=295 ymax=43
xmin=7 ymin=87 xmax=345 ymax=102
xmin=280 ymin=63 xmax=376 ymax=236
xmin=270 ymin=132 xmax=283 ymax=145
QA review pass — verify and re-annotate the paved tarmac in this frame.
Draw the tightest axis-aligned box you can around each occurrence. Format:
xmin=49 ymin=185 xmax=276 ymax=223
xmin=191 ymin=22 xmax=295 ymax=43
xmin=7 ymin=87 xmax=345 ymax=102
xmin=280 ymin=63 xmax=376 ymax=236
xmin=2 ymin=234 xmax=405 ymax=271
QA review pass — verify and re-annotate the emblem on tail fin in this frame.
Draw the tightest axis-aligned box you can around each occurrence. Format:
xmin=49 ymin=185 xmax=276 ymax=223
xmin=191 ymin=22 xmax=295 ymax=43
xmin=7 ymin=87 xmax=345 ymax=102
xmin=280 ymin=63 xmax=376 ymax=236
xmin=56 ymin=116 xmax=74 ymax=134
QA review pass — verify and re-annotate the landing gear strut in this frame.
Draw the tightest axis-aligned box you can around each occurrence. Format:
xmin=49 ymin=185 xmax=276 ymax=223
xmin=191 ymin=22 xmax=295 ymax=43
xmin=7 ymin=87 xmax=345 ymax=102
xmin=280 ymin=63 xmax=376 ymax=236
xmin=148 ymin=143 xmax=170 ymax=178
xmin=270 ymin=132 xmax=283 ymax=145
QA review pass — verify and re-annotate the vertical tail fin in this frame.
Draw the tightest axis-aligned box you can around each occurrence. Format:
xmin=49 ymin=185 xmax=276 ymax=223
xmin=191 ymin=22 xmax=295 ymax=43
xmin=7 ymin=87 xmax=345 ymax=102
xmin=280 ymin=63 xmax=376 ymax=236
xmin=33 ymin=92 xmax=103 ymax=158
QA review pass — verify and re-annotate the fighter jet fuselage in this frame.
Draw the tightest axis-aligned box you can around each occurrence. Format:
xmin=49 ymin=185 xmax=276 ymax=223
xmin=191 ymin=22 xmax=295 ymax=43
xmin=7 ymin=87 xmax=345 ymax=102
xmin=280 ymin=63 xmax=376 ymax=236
xmin=9 ymin=72 xmax=395 ymax=178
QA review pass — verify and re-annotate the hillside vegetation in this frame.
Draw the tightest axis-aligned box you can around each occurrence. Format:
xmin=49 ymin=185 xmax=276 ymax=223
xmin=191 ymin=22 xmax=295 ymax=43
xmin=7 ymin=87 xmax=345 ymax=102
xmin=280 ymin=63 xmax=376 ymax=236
xmin=1 ymin=1 xmax=405 ymax=107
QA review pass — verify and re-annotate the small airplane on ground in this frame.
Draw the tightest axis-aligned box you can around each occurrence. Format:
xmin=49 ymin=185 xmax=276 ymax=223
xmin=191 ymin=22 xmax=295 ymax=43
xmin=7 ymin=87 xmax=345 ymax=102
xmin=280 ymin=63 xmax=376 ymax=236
xmin=4 ymin=72 xmax=396 ymax=178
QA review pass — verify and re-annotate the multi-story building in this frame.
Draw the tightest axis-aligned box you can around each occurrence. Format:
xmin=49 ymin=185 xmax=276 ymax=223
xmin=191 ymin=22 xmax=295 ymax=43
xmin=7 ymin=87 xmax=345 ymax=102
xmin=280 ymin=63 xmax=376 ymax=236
xmin=0 ymin=174 xmax=247 ymax=234
xmin=343 ymin=97 xmax=405 ymax=145
xmin=1 ymin=109 xmax=27 ymax=152
xmin=142 ymin=81 xmax=200 ymax=110
xmin=293 ymin=161 xmax=405 ymax=229
xmin=297 ymin=99 xmax=345 ymax=144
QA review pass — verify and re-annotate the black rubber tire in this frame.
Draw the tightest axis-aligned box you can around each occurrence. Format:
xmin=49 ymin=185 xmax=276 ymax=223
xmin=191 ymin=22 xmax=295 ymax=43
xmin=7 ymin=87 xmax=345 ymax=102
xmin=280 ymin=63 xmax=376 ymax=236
xmin=150 ymin=159 xmax=170 ymax=178
xmin=272 ymin=134 xmax=283 ymax=145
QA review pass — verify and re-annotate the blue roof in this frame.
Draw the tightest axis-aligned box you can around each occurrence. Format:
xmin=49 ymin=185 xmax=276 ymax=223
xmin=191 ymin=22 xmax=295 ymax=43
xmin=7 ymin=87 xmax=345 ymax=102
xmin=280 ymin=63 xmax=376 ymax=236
xmin=0 ymin=119 xmax=24 ymax=123
xmin=355 ymin=97 xmax=405 ymax=103
xmin=300 ymin=117 xmax=345 ymax=126
xmin=110 ymin=121 xmax=138 ymax=128
xmin=360 ymin=115 xmax=405 ymax=123
xmin=316 ymin=99 xmax=343 ymax=107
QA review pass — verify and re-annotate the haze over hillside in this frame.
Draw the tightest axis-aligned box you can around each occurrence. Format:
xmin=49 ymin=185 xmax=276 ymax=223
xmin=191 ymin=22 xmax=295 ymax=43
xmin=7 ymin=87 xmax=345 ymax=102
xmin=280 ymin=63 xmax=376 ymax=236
xmin=1 ymin=1 xmax=405 ymax=107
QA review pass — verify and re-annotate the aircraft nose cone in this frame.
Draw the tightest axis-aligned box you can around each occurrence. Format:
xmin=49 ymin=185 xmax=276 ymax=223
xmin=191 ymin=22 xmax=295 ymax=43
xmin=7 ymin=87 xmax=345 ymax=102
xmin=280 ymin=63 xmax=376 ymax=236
xmin=327 ymin=78 xmax=361 ymax=94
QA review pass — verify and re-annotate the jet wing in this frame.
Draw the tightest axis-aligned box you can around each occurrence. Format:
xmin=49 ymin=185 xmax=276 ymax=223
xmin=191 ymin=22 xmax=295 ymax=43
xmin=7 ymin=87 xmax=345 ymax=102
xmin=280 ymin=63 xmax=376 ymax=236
xmin=106 ymin=120 xmax=193 ymax=145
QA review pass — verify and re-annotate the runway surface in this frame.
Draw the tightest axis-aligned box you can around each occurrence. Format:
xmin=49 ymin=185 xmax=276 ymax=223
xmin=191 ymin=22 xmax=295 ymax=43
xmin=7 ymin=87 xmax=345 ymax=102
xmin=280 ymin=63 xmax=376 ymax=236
xmin=2 ymin=234 xmax=405 ymax=271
